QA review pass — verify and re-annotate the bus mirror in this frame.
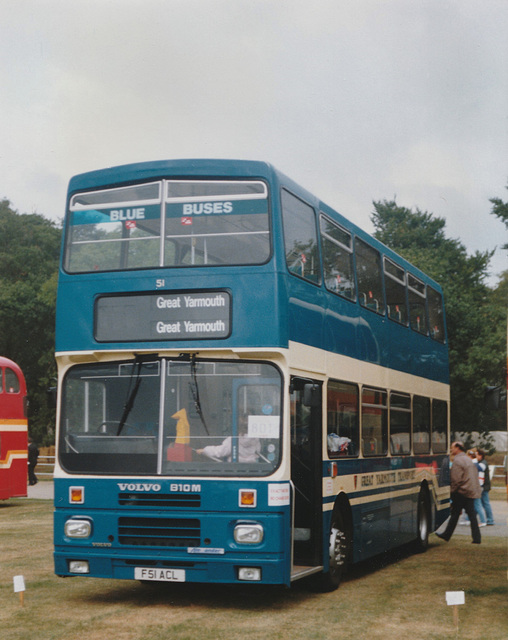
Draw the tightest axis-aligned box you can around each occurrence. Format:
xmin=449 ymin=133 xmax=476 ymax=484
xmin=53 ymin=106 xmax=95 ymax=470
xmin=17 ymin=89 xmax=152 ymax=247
xmin=303 ymin=383 xmax=320 ymax=408
xmin=485 ymin=385 xmax=501 ymax=411
xmin=47 ymin=386 xmax=57 ymax=408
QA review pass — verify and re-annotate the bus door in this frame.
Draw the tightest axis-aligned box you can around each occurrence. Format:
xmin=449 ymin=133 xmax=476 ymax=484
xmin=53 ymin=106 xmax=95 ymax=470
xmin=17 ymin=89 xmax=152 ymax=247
xmin=290 ymin=377 xmax=323 ymax=568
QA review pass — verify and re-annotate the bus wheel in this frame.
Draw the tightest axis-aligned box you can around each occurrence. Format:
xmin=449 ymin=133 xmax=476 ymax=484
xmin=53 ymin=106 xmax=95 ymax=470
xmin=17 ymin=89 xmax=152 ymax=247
xmin=415 ymin=489 xmax=430 ymax=552
xmin=314 ymin=510 xmax=350 ymax=592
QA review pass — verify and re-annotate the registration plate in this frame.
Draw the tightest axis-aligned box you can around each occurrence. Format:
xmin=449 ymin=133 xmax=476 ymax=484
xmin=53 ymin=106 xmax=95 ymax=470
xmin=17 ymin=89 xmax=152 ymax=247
xmin=134 ymin=567 xmax=186 ymax=582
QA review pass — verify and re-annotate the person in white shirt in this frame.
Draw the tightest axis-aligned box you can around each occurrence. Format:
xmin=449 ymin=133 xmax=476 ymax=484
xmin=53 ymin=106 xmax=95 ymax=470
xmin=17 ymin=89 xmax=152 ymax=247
xmin=196 ymin=414 xmax=261 ymax=463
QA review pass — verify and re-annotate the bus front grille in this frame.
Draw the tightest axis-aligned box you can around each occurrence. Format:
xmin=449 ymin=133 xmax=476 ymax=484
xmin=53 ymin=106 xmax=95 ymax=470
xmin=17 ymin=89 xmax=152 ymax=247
xmin=118 ymin=517 xmax=200 ymax=547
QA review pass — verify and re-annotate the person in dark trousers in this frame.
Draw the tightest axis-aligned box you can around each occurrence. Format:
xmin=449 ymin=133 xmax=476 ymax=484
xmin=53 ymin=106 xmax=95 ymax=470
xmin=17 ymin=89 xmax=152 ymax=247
xmin=436 ymin=441 xmax=482 ymax=544
xmin=28 ymin=437 xmax=39 ymax=486
xmin=476 ymin=448 xmax=495 ymax=525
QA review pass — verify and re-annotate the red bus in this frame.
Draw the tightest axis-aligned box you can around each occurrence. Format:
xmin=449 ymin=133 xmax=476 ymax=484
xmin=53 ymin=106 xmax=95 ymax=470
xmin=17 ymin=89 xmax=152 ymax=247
xmin=0 ymin=356 xmax=28 ymax=500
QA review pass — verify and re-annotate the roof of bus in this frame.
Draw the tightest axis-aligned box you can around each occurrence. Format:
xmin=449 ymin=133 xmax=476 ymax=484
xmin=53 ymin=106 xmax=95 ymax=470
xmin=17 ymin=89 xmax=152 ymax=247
xmin=67 ymin=159 xmax=443 ymax=293
xmin=68 ymin=159 xmax=278 ymax=192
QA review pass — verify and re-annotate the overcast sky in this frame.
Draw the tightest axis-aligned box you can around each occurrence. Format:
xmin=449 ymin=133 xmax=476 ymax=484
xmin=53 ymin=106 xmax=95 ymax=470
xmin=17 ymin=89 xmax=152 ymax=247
xmin=1 ymin=0 xmax=507 ymax=285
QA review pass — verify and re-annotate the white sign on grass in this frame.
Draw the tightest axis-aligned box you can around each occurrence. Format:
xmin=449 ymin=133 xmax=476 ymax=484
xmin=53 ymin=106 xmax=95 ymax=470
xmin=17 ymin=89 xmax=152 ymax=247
xmin=13 ymin=575 xmax=25 ymax=593
xmin=445 ymin=591 xmax=465 ymax=606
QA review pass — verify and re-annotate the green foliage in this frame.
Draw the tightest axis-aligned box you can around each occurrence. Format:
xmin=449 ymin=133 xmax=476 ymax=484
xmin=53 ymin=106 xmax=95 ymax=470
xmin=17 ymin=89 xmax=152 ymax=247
xmin=371 ymin=200 xmax=506 ymax=435
xmin=0 ymin=199 xmax=61 ymax=445
xmin=1 ymin=192 xmax=505 ymax=447
xmin=490 ymin=182 xmax=508 ymax=249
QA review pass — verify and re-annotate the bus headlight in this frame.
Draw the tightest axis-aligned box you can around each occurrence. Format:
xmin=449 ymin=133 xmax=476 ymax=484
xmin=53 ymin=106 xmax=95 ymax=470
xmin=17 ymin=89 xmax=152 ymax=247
xmin=64 ymin=518 xmax=92 ymax=539
xmin=237 ymin=567 xmax=262 ymax=581
xmin=68 ymin=560 xmax=90 ymax=574
xmin=234 ymin=523 xmax=264 ymax=544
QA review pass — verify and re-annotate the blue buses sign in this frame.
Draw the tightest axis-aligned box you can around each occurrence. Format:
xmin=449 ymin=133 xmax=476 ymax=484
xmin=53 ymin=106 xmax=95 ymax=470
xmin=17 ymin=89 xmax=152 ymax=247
xmin=95 ymin=291 xmax=231 ymax=342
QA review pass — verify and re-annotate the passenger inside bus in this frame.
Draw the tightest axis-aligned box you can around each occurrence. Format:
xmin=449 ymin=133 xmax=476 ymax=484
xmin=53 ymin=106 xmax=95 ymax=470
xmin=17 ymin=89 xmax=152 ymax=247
xmin=196 ymin=413 xmax=261 ymax=463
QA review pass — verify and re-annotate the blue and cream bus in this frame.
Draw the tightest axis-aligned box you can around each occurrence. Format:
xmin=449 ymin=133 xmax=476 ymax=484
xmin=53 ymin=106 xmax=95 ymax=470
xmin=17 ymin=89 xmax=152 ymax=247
xmin=54 ymin=159 xmax=450 ymax=590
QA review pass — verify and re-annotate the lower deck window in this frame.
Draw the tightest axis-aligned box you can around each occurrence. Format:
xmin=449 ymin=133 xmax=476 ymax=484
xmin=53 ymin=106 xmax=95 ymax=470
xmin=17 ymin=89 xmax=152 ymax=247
xmin=361 ymin=388 xmax=388 ymax=456
xmin=431 ymin=399 xmax=448 ymax=453
xmin=390 ymin=393 xmax=411 ymax=455
xmin=327 ymin=381 xmax=359 ymax=457
xmin=413 ymin=396 xmax=431 ymax=454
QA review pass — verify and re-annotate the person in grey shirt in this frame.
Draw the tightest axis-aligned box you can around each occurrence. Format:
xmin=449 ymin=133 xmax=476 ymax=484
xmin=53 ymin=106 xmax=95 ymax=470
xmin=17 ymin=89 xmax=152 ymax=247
xmin=436 ymin=441 xmax=482 ymax=544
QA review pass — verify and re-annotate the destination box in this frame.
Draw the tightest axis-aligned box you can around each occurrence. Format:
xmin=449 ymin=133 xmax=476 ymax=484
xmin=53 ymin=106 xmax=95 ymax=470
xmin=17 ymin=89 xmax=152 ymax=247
xmin=95 ymin=290 xmax=231 ymax=342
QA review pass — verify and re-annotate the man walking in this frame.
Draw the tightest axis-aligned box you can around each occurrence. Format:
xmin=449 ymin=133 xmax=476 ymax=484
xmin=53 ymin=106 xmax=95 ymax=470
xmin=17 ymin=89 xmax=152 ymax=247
xmin=436 ymin=441 xmax=482 ymax=544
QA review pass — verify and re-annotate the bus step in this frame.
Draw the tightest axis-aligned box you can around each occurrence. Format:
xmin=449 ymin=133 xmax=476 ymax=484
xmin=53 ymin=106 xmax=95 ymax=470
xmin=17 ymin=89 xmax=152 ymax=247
xmin=291 ymin=565 xmax=323 ymax=581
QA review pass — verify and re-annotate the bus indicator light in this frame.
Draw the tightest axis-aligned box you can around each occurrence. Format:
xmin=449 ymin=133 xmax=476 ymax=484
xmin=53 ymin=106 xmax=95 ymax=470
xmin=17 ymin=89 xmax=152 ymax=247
xmin=239 ymin=489 xmax=257 ymax=508
xmin=69 ymin=487 xmax=84 ymax=504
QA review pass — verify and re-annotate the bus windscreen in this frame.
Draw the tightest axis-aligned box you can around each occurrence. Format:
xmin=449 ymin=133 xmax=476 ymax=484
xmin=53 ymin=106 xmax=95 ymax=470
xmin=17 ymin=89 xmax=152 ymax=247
xmin=59 ymin=359 xmax=282 ymax=477
xmin=65 ymin=180 xmax=270 ymax=272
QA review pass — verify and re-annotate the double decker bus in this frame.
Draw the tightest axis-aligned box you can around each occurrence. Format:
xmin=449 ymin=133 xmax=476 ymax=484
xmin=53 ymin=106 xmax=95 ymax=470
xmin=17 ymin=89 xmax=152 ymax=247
xmin=54 ymin=159 xmax=450 ymax=590
xmin=0 ymin=356 xmax=28 ymax=500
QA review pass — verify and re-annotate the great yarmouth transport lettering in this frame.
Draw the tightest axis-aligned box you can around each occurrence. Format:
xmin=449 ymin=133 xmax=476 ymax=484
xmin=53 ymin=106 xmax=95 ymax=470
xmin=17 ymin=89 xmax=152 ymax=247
xmin=95 ymin=291 xmax=231 ymax=342
xmin=358 ymin=469 xmax=417 ymax=490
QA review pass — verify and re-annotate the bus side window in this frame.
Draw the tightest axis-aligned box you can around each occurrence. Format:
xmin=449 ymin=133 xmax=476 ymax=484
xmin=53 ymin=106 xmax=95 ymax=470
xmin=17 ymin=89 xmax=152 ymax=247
xmin=390 ymin=392 xmax=411 ymax=454
xmin=355 ymin=239 xmax=385 ymax=316
xmin=5 ymin=368 xmax=20 ymax=394
xmin=413 ymin=395 xmax=431 ymax=454
xmin=384 ymin=258 xmax=407 ymax=325
xmin=408 ymin=274 xmax=428 ymax=335
xmin=431 ymin=399 xmax=448 ymax=453
xmin=320 ymin=215 xmax=356 ymax=301
xmin=361 ymin=387 xmax=388 ymax=456
xmin=327 ymin=380 xmax=359 ymax=457
xmin=281 ymin=189 xmax=321 ymax=285
xmin=427 ymin=286 xmax=445 ymax=342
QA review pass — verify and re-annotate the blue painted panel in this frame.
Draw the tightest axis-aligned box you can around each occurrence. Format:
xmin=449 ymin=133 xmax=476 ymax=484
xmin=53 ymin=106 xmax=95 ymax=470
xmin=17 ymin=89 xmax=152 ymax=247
xmin=58 ymin=159 xmax=449 ymax=384
xmin=54 ymin=477 xmax=293 ymax=585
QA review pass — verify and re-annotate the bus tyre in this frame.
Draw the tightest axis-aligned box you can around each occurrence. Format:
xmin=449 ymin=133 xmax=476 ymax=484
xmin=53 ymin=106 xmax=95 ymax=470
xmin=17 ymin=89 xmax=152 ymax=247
xmin=314 ymin=510 xmax=350 ymax=592
xmin=415 ymin=489 xmax=431 ymax=552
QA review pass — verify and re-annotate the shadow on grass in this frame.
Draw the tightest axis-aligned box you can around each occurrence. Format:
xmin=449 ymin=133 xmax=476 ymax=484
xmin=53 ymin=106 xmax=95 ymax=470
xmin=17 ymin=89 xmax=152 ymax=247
xmin=69 ymin=579 xmax=308 ymax=610
xmin=0 ymin=500 xmax=27 ymax=511
xmin=68 ymin=540 xmax=433 ymax=611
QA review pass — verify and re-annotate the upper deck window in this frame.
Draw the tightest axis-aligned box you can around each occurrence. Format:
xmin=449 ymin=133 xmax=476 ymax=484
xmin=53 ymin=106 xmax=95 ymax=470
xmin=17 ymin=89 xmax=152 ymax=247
xmin=355 ymin=239 xmax=385 ymax=315
xmin=427 ymin=286 xmax=445 ymax=342
xmin=281 ymin=190 xmax=320 ymax=284
xmin=65 ymin=180 xmax=270 ymax=272
xmin=408 ymin=274 xmax=428 ymax=335
xmin=384 ymin=258 xmax=407 ymax=325
xmin=320 ymin=215 xmax=355 ymax=301
xmin=164 ymin=181 xmax=269 ymax=266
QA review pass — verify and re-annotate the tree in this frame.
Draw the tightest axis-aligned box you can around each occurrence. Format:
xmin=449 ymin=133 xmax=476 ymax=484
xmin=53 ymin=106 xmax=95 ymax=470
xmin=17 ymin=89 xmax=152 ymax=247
xmin=0 ymin=199 xmax=61 ymax=444
xmin=490 ymin=183 xmax=508 ymax=249
xmin=371 ymin=200 xmax=503 ymax=435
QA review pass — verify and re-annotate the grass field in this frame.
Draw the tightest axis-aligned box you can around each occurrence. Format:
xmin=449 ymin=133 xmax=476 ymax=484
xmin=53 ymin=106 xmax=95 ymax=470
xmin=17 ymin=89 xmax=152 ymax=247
xmin=1 ymin=499 xmax=507 ymax=640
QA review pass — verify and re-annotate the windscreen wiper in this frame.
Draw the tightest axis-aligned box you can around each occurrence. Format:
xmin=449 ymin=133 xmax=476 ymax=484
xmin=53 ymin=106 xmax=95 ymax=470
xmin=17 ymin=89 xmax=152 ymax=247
xmin=190 ymin=355 xmax=210 ymax=435
xmin=116 ymin=357 xmax=144 ymax=436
